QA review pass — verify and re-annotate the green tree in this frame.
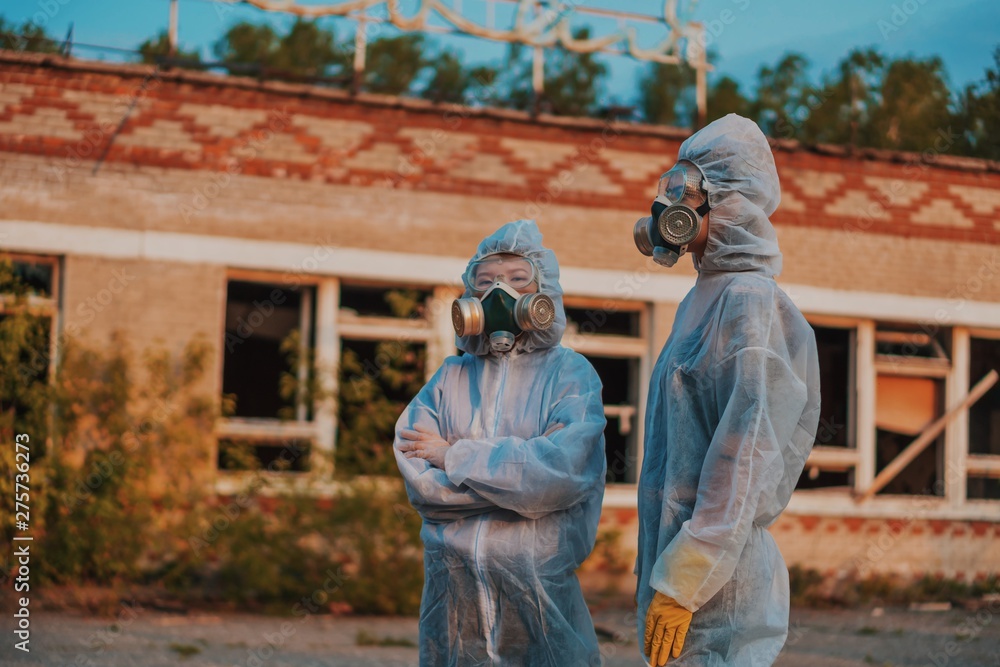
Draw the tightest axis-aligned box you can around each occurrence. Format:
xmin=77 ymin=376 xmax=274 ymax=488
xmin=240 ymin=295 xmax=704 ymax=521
xmin=503 ymin=27 xmax=608 ymax=116
xmin=335 ymin=290 xmax=426 ymax=477
xmin=213 ymin=19 xmax=346 ymax=79
xmin=954 ymin=47 xmax=1000 ymax=160
xmin=137 ymin=30 xmax=203 ymax=66
xmin=213 ymin=21 xmax=279 ymax=67
xmin=421 ymin=49 xmax=498 ymax=104
xmin=271 ymin=18 xmax=345 ymax=77
xmin=638 ymin=60 xmax=696 ymax=126
xmin=365 ymin=33 xmax=427 ymax=95
xmin=867 ymin=56 xmax=952 ymax=152
xmin=706 ymin=74 xmax=750 ymax=124
xmin=750 ymin=52 xmax=814 ymax=139
xmin=975 ymin=46 xmax=1000 ymax=159
xmin=539 ymin=27 xmax=608 ymax=116
xmin=800 ymin=48 xmax=886 ymax=146
xmin=0 ymin=17 xmax=60 ymax=54
xmin=422 ymin=49 xmax=467 ymax=103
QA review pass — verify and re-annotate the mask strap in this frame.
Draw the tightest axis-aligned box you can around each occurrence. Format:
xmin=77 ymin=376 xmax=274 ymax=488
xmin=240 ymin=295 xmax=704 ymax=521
xmin=696 ymin=200 xmax=711 ymax=216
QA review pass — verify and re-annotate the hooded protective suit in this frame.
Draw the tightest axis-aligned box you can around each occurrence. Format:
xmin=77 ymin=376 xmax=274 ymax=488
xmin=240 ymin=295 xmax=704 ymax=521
xmin=395 ymin=220 xmax=608 ymax=667
xmin=635 ymin=114 xmax=822 ymax=665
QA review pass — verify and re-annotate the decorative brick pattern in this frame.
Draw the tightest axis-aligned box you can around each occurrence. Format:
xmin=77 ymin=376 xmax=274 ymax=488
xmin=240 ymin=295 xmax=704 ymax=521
xmin=401 ymin=127 xmax=477 ymax=166
xmin=601 ymin=147 xmax=666 ymax=184
xmin=0 ymin=106 xmax=80 ymax=140
xmin=825 ymin=190 xmax=891 ymax=220
xmin=864 ymin=176 xmax=929 ymax=208
xmin=911 ymin=198 xmax=974 ymax=228
xmin=448 ymin=152 xmax=526 ymax=186
xmin=0 ymin=55 xmax=998 ymax=249
xmin=501 ymin=137 xmax=576 ymax=171
xmin=179 ymin=102 xmax=270 ymax=138
xmin=950 ymin=184 xmax=1000 ymax=215
xmin=0 ymin=82 xmax=33 ymax=107
xmin=115 ymin=119 xmax=202 ymax=152
xmin=597 ymin=510 xmax=1000 ymax=587
xmin=551 ymin=161 xmax=624 ymax=195
xmin=788 ymin=170 xmax=845 ymax=199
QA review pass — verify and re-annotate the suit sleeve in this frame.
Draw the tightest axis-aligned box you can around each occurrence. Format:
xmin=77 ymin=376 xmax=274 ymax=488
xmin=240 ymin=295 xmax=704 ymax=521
xmin=443 ymin=354 xmax=607 ymax=519
xmin=649 ymin=345 xmax=808 ymax=611
xmin=394 ymin=363 xmax=498 ymax=522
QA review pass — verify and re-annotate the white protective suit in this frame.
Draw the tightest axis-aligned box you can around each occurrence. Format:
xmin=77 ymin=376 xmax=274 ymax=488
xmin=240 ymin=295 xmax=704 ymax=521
xmin=635 ymin=114 xmax=822 ymax=665
xmin=395 ymin=220 xmax=608 ymax=666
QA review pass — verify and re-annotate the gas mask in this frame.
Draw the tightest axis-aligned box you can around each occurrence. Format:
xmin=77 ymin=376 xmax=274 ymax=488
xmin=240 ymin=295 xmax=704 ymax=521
xmin=633 ymin=160 xmax=711 ymax=267
xmin=451 ymin=255 xmax=556 ymax=353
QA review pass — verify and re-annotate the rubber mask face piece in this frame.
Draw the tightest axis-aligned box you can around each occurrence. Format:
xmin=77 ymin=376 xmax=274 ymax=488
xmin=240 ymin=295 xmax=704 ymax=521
xmin=451 ymin=279 xmax=556 ymax=354
xmin=633 ymin=161 xmax=711 ymax=267
xmin=480 ymin=281 xmax=522 ymax=352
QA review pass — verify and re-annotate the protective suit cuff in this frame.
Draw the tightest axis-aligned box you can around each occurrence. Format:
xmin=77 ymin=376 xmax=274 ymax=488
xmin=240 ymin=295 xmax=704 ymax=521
xmin=650 ymin=581 xmax=700 ymax=613
xmin=443 ymin=440 xmax=473 ymax=487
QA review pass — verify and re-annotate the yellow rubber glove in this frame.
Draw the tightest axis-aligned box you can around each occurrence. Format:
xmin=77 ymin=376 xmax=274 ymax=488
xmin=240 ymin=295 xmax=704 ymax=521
xmin=644 ymin=591 xmax=693 ymax=666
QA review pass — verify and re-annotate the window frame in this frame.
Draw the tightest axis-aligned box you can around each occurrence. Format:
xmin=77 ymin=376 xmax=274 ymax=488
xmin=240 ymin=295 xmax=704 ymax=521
xmin=798 ymin=316 xmax=863 ymax=489
xmin=965 ymin=328 xmax=1000 ymax=501
xmin=561 ymin=295 xmax=650 ymax=496
xmin=215 ymin=269 xmax=329 ymax=483
xmin=0 ymin=251 xmax=61 ymax=391
xmin=788 ymin=319 xmax=1000 ymax=520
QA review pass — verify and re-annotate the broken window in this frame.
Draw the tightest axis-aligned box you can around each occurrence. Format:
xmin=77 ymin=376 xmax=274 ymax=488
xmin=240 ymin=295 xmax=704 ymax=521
xmin=340 ymin=283 xmax=431 ymax=319
xmin=797 ymin=325 xmax=855 ymax=490
xmin=870 ymin=322 xmax=950 ymax=496
xmin=217 ymin=437 xmax=311 ymax=472
xmin=967 ymin=336 xmax=1000 ymax=500
xmin=967 ymin=476 xmax=1000 ymax=500
xmin=336 ymin=284 xmax=430 ymax=477
xmin=0 ymin=255 xmax=58 ymax=419
xmin=565 ymin=306 xmax=641 ymax=338
xmin=969 ymin=337 xmax=1000 ymax=457
xmin=582 ymin=355 xmax=640 ymax=484
xmin=337 ymin=338 xmax=426 ymax=476
xmin=562 ymin=299 xmax=646 ymax=485
xmin=219 ymin=279 xmax=316 ymax=471
xmin=222 ymin=279 xmax=315 ymax=420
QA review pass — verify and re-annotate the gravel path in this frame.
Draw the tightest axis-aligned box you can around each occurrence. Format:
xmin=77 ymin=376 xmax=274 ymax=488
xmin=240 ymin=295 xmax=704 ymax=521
xmin=2 ymin=605 xmax=998 ymax=666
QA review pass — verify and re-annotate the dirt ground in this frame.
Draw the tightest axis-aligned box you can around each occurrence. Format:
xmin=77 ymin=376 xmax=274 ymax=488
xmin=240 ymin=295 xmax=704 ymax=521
xmin=2 ymin=604 xmax=999 ymax=666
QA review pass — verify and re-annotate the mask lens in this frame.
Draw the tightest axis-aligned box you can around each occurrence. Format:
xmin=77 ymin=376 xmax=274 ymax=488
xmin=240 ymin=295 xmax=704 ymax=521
xmin=469 ymin=256 xmax=536 ymax=292
xmin=657 ymin=167 xmax=688 ymax=204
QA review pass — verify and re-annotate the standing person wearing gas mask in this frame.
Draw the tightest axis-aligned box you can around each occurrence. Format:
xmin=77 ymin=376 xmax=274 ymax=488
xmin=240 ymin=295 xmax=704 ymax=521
xmin=394 ymin=219 xmax=608 ymax=667
xmin=632 ymin=114 xmax=821 ymax=666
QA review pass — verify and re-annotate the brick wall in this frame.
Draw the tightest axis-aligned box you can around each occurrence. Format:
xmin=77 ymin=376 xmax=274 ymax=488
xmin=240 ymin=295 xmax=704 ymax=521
xmin=588 ymin=509 xmax=1000 ymax=589
xmin=61 ymin=254 xmax=226 ymax=398
xmin=1 ymin=52 xmax=998 ymax=304
xmin=3 ymin=52 xmax=1000 ymax=584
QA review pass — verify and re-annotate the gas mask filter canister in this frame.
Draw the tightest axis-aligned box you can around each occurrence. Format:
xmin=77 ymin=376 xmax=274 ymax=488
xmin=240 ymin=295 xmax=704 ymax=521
xmin=633 ymin=161 xmax=711 ymax=267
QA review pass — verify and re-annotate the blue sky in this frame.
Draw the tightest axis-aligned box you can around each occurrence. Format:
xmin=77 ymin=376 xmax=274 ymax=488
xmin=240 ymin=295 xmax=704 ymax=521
xmin=3 ymin=0 xmax=997 ymax=105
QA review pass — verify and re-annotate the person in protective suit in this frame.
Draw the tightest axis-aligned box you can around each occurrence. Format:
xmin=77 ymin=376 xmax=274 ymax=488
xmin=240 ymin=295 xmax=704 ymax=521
xmin=632 ymin=114 xmax=822 ymax=666
xmin=394 ymin=219 xmax=608 ymax=667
